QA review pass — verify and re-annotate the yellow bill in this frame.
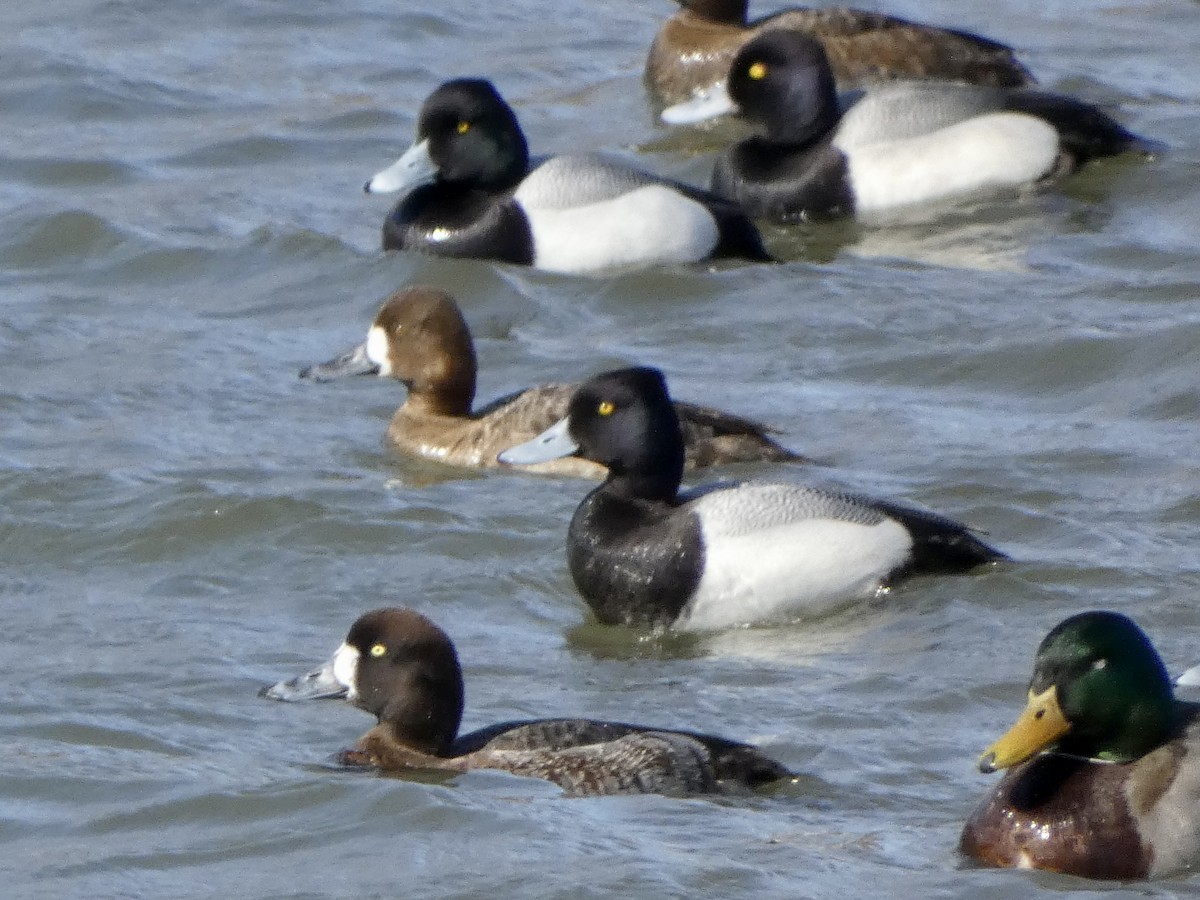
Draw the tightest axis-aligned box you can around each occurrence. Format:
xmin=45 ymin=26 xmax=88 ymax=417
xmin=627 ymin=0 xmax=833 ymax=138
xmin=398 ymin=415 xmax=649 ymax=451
xmin=978 ymin=685 xmax=1071 ymax=773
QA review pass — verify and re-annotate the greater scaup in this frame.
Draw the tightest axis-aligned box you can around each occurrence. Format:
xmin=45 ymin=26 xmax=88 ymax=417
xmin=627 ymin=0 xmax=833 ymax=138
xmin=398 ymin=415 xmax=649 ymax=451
xmin=961 ymin=611 xmax=1200 ymax=879
xmin=302 ymin=287 xmax=804 ymax=476
xmin=498 ymin=366 xmax=1006 ymax=630
xmin=364 ymin=78 xmax=770 ymax=274
xmin=661 ymin=31 xmax=1151 ymax=222
xmin=646 ymin=0 xmax=1032 ymax=106
xmin=262 ymin=607 xmax=794 ymax=796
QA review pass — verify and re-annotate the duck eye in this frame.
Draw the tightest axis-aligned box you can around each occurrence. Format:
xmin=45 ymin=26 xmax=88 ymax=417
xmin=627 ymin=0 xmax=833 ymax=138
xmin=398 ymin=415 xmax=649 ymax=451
xmin=747 ymin=61 xmax=768 ymax=81
xmin=597 ymin=401 xmax=615 ymax=416
xmin=456 ymin=120 xmax=471 ymax=135
xmin=370 ymin=643 xmax=387 ymax=658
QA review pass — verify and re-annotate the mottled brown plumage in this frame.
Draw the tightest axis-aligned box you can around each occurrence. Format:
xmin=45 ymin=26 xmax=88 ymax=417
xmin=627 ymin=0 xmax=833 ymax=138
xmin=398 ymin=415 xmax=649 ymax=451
xmin=646 ymin=0 xmax=1033 ymax=106
xmin=307 ymin=608 xmax=795 ymax=797
xmin=302 ymin=287 xmax=804 ymax=476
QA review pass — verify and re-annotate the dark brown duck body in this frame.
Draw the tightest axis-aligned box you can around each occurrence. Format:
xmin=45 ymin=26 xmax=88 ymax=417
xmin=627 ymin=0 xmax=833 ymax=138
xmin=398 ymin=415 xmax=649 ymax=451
xmin=282 ymin=608 xmax=794 ymax=797
xmin=304 ymin=287 xmax=804 ymax=476
xmin=646 ymin=0 xmax=1033 ymax=105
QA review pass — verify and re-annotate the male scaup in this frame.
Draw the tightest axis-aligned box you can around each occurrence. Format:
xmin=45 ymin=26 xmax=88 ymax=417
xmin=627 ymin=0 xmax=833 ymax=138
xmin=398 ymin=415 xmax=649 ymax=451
xmin=498 ymin=366 xmax=1006 ymax=630
xmin=302 ymin=287 xmax=804 ymax=476
xmin=364 ymin=78 xmax=770 ymax=274
xmin=646 ymin=0 xmax=1032 ymax=106
xmin=961 ymin=611 xmax=1200 ymax=879
xmin=661 ymin=31 xmax=1152 ymax=222
xmin=262 ymin=607 xmax=794 ymax=797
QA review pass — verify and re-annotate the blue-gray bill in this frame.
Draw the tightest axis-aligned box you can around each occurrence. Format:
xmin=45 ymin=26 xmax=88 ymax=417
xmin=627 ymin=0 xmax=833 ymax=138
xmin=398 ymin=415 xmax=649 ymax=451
xmin=660 ymin=83 xmax=739 ymax=126
xmin=497 ymin=416 xmax=579 ymax=466
xmin=260 ymin=654 xmax=347 ymax=702
xmin=299 ymin=342 xmax=378 ymax=381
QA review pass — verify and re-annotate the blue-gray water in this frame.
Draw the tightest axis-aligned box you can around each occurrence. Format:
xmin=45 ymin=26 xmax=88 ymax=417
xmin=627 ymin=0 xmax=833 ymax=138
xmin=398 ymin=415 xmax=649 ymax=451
xmin=2 ymin=0 xmax=1199 ymax=897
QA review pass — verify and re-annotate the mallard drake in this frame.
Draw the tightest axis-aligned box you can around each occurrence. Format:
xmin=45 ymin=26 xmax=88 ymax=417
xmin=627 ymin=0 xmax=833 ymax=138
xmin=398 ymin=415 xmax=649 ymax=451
xmin=961 ymin=610 xmax=1200 ymax=879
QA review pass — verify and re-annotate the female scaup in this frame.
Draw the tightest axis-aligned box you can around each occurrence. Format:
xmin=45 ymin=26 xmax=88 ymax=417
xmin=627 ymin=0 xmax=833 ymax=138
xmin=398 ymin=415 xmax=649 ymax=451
xmin=301 ymin=287 xmax=804 ymax=476
xmin=646 ymin=0 xmax=1032 ymax=106
xmin=499 ymin=366 xmax=1006 ymax=631
xmin=364 ymin=78 xmax=770 ymax=274
xmin=661 ymin=31 xmax=1151 ymax=222
xmin=262 ymin=607 xmax=794 ymax=797
xmin=962 ymin=611 xmax=1200 ymax=879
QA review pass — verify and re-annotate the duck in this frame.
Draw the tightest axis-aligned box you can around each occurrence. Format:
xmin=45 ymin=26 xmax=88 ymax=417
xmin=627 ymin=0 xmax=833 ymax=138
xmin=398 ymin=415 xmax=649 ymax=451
xmin=646 ymin=0 xmax=1033 ymax=106
xmin=497 ymin=366 xmax=1006 ymax=630
xmin=301 ymin=286 xmax=804 ymax=477
xmin=261 ymin=607 xmax=794 ymax=797
xmin=961 ymin=610 xmax=1200 ymax=880
xmin=660 ymin=30 xmax=1151 ymax=223
xmin=363 ymin=78 xmax=770 ymax=274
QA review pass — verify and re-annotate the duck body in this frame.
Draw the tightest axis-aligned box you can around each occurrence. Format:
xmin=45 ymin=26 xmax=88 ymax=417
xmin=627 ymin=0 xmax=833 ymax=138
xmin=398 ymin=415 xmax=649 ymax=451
xmin=302 ymin=287 xmax=803 ymax=476
xmin=568 ymin=479 xmax=1002 ymax=630
xmin=367 ymin=79 xmax=770 ymax=273
xmin=499 ymin=367 xmax=1005 ymax=630
xmin=662 ymin=32 xmax=1150 ymax=223
xmin=963 ymin=611 xmax=1200 ymax=879
xmin=962 ymin=713 xmax=1200 ymax=879
xmin=262 ymin=607 xmax=793 ymax=797
xmin=646 ymin=0 xmax=1033 ymax=106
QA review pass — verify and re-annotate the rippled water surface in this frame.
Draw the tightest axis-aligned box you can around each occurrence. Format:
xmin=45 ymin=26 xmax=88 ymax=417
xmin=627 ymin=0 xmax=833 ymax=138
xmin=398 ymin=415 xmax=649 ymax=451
xmin=3 ymin=0 xmax=1200 ymax=897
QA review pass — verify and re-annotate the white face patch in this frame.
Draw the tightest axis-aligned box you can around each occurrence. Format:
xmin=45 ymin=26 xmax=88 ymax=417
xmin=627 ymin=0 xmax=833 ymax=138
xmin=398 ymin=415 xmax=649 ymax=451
xmin=332 ymin=642 xmax=360 ymax=699
xmin=365 ymin=326 xmax=392 ymax=376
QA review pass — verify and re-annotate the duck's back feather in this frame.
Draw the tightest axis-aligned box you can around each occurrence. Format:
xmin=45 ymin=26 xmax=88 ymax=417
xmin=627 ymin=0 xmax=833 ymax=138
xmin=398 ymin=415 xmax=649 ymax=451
xmin=351 ymin=717 xmax=792 ymax=796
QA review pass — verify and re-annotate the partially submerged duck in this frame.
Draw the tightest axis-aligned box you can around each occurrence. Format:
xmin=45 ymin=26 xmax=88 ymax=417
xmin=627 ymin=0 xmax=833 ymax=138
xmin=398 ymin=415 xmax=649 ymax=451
xmin=961 ymin=610 xmax=1200 ymax=879
xmin=302 ymin=287 xmax=804 ymax=477
xmin=499 ymin=366 xmax=1006 ymax=630
xmin=661 ymin=31 xmax=1151 ymax=223
xmin=646 ymin=0 xmax=1033 ymax=106
xmin=364 ymin=78 xmax=769 ymax=274
xmin=262 ymin=607 xmax=794 ymax=797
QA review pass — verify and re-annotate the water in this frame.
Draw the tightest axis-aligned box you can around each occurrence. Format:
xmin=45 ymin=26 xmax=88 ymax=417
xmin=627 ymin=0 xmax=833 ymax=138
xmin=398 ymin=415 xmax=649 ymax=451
xmin=2 ymin=0 xmax=1199 ymax=896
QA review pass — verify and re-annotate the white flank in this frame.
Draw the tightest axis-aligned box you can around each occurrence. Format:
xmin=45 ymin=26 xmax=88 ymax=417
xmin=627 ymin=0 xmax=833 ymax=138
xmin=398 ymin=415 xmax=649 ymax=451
xmin=841 ymin=112 xmax=1059 ymax=214
xmin=674 ymin=516 xmax=913 ymax=631
xmin=522 ymin=186 xmax=719 ymax=275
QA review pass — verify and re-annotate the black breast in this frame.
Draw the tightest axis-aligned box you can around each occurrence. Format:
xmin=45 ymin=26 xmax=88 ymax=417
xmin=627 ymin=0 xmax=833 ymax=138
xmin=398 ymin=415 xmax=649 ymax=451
xmin=382 ymin=184 xmax=535 ymax=264
xmin=566 ymin=491 xmax=704 ymax=628
xmin=714 ymin=139 xmax=854 ymax=222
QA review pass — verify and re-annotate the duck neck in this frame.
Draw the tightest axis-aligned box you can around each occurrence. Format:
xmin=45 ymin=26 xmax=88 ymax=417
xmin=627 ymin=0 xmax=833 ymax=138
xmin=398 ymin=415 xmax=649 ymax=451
xmin=403 ymin=353 xmax=477 ymax=418
xmin=1061 ymin=684 xmax=1177 ymax=763
xmin=603 ymin=449 xmax=684 ymax=504
xmin=374 ymin=666 xmax=465 ymax=758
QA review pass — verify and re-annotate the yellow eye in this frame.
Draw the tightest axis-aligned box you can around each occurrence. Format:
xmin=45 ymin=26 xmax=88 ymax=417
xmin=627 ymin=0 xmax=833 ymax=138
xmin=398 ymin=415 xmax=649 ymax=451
xmin=747 ymin=61 xmax=768 ymax=81
xmin=597 ymin=401 xmax=615 ymax=416
xmin=456 ymin=120 xmax=471 ymax=135
xmin=370 ymin=643 xmax=387 ymax=658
